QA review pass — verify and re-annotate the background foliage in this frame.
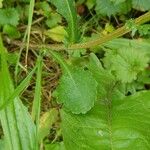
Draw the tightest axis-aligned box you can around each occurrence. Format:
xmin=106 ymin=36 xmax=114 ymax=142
xmin=0 ymin=0 xmax=150 ymax=150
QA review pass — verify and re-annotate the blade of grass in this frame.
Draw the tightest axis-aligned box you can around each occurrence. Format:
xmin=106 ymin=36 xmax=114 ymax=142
xmin=31 ymin=55 xmax=43 ymax=150
xmin=0 ymin=35 xmax=36 ymax=150
xmin=14 ymin=29 xmax=28 ymax=83
xmin=25 ymin=0 xmax=35 ymax=67
xmin=0 ymin=64 xmax=37 ymax=111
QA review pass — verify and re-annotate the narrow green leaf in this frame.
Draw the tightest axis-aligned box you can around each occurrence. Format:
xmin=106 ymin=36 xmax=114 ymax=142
xmin=31 ymin=56 xmax=42 ymax=149
xmin=0 ymin=64 xmax=36 ymax=110
xmin=50 ymin=51 xmax=97 ymax=114
xmin=49 ymin=0 xmax=80 ymax=43
xmin=0 ymin=35 xmax=36 ymax=150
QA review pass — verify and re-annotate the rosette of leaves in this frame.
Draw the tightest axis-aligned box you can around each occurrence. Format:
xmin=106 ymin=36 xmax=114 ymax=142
xmin=103 ymin=48 xmax=149 ymax=83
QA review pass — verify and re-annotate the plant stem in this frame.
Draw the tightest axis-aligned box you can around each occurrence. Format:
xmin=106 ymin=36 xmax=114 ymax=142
xmin=12 ymin=11 xmax=150 ymax=51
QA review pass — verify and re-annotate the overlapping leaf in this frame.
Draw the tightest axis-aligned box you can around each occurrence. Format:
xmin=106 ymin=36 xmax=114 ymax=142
xmin=50 ymin=51 xmax=97 ymax=114
xmin=103 ymin=48 xmax=149 ymax=83
xmin=61 ymin=91 xmax=150 ymax=150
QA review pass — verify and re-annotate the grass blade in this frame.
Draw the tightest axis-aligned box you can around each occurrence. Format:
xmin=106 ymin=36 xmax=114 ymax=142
xmin=0 ymin=35 xmax=36 ymax=150
xmin=31 ymin=56 xmax=43 ymax=150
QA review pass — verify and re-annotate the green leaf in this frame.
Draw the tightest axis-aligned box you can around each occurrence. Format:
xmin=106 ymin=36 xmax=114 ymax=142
xmin=0 ymin=139 xmax=5 ymax=149
xmin=3 ymin=24 xmax=21 ymax=39
xmin=50 ymin=51 xmax=97 ymax=114
xmin=38 ymin=108 xmax=58 ymax=142
xmin=103 ymin=38 xmax=150 ymax=55
xmin=95 ymin=0 xmax=131 ymax=16
xmin=49 ymin=0 xmax=80 ymax=43
xmin=87 ymin=53 xmax=125 ymax=100
xmin=0 ymin=0 xmax=3 ymax=8
xmin=46 ymin=13 xmax=62 ymax=28
xmin=103 ymin=48 xmax=149 ymax=83
xmin=0 ymin=36 xmax=36 ymax=150
xmin=132 ymin=0 xmax=150 ymax=11
xmin=61 ymin=91 xmax=150 ymax=149
xmin=45 ymin=142 xmax=66 ymax=150
xmin=0 ymin=8 xmax=19 ymax=26
xmin=44 ymin=26 xmax=68 ymax=42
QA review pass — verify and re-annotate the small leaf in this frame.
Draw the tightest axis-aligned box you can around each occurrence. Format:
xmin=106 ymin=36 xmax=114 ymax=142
xmin=3 ymin=24 xmax=21 ymax=39
xmin=50 ymin=51 xmax=97 ymax=114
xmin=132 ymin=0 xmax=150 ymax=11
xmin=44 ymin=26 xmax=68 ymax=42
xmin=0 ymin=8 xmax=19 ymax=26
xmin=49 ymin=0 xmax=80 ymax=43
xmin=38 ymin=108 xmax=58 ymax=142
xmin=95 ymin=0 xmax=131 ymax=16
xmin=0 ymin=0 xmax=3 ymax=8
xmin=103 ymin=48 xmax=149 ymax=83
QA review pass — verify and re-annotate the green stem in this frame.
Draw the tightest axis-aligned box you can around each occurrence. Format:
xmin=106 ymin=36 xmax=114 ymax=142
xmin=13 ymin=11 xmax=150 ymax=51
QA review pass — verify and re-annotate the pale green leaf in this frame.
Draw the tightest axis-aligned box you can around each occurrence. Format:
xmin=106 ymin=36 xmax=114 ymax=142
xmin=49 ymin=0 xmax=80 ymax=43
xmin=95 ymin=0 xmax=131 ymax=16
xmin=0 ymin=0 xmax=3 ymax=8
xmin=38 ymin=108 xmax=58 ymax=142
xmin=103 ymin=48 xmax=149 ymax=83
xmin=44 ymin=26 xmax=68 ymax=42
xmin=50 ymin=51 xmax=97 ymax=114
xmin=61 ymin=91 xmax=150 ymax=149
xmin=132 ymin=0 xmax=150 ymax=11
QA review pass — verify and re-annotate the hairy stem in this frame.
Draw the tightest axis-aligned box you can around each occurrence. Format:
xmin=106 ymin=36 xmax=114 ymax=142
xmin=12 ymin=11 xmax=150 ymax=51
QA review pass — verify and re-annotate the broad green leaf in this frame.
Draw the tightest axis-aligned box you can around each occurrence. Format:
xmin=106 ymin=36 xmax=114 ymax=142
xmin=103 ymin=48 xmax=149 ymax=83
xmin=38 ymin=108 xmax=58 ymax=142
xmin=87 ymin=53 xmax=125 ymax=100
xmin=103 ymin=38 xmax=150 ymax=55
xmin=50 ymin=51 xmax=97 ymax=114
xmin=44 ymin=26 xmax=68 ymax=42
xmin=132 ymin=0 xmax=150 ymax=11
xmin=49 ymin=0 xmax=80 ymax=43
xmin=0 ymin=36 xmax=36 ymax=150
xmin=0 ymin=139 xmax=5 ymax=149
xmin=0 ymin=8 xmax=19 ymax=26
xmin=61 ymin=91 xmax=150 ymax=149
xmin=95 ymin=0 xmax=131 ymax=16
